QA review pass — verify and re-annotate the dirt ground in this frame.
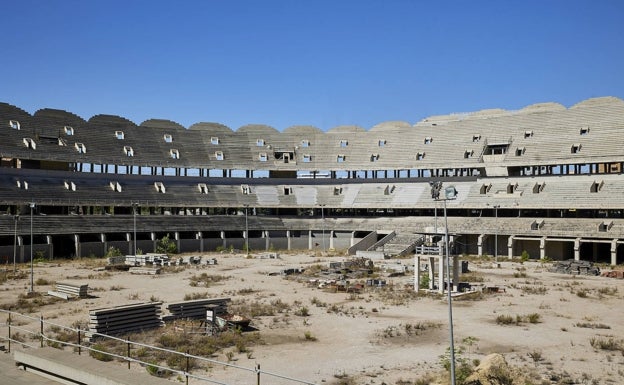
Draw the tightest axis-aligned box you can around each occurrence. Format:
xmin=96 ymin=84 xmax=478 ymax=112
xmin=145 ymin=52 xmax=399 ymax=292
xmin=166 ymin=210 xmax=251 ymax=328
xmin=1 ymin=252 xmax=624 ymax=385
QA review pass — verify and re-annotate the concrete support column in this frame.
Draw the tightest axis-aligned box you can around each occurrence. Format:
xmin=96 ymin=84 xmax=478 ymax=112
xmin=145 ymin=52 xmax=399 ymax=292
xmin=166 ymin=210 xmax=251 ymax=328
xmin=350 ymin=231 xmax=356 ymax=247
xmin=264 ymin=231 xmax=270 ymax=251
xmin=46 ymin=235 xmax=53 ymax=260
xmin=74 ymin=234 xmax=81 ymax=259
xmin=286 ymin=230 xmax=292 ymax=251
xmin=477 ymin=234 xmax=485 ymax=257
xmin=611 ymin=239 xmax=618 ymax=266
xmin=220 ymin=231 xmax=226 ymax=249
xmin=414 ymin=255 xmax=421 ymax=292
xmin=574 ymin=238 xmax=581 ymax=261
xmin=174 ymin=232 xmax=180 ymax=253
xmin=151 ymin=232 xmax=157 ymax=253
xmin=508 ymin=236 xmax=514 ymax=259
xmin=329 ymin=230 xmax=335 ymax=250
xmin=17 ymin=236 xmax=24 ymax=263
xmin=308 ymin=230 xmax=313 ymax=250
xmin=428 ymin=257 xmax=435 ymax=290
xmin=100 ymin=233 xmax=107 ymax=256
xmin=540 ymin=237 xmax=546 ymax=259
xmin=197 ymin=232 xmax=203 ymax=253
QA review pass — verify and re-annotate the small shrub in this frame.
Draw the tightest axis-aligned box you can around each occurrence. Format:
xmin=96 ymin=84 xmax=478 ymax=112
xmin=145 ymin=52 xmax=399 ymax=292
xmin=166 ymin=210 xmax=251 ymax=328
xmin=496 ymin=314 xmax=515 ymax=325
xmin=589 ymin=337 xmax=623 ymax=351
xmin=303 ymin=331 xmax=317 ymax=341
xmin=89 ymin=343 xmax=114 ymax=361
xmin=295 ymin=306 xmax=310 ymax=317
xmin=527 ymin=313 xmax=541 ymax=324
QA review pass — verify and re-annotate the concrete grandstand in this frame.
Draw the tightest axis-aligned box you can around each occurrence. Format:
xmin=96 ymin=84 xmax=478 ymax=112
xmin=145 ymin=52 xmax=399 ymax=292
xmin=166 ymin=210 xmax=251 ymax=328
xmin=1 ymin=97 xmax=623 ymax=265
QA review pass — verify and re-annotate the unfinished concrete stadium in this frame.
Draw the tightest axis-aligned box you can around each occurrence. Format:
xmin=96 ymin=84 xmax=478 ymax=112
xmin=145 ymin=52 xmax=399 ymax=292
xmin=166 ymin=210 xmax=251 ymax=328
xmin=1 ymin=96 xmax=623 ymax=265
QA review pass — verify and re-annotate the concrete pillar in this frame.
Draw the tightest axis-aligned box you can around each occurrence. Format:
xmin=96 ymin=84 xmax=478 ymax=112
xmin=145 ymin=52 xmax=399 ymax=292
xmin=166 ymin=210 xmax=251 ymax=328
xmin=508 ymin=236 xmax=514 ymax=259
xmin=414 ymin=255 xmax=421 ymax=292
xmin=286 ymin=230 xmax=292 ymax=251
xmin=308 ymin=230 xmax=314 ymax=250
xmin=197 ymin=232 xmax=203 ymax=253
xmin=428 ymin=257 xmax=435 ymax=290
xmin=477 ymin=234 xmax=485 ymax=257
xmin=74 ymin=234 xmax=81 ymax=258
xmin=540 ymin=237 xmax=546 ymax=259
xmin=101 ymin=233 xmax=107 ymax=256
xmin=174 ymin=232 xmax=180 ymax=253
xmin=574 ymin=238 xmax=581 ymax=261
xmin=329 ymin=230 xmax=335 ymax=250
xmin=151 ymin=232 xmax=157 ymax=253
xmin=46 ymin=235 xmax=53 ymax=260
xmin=17 ymin=236 xmax=24 ymax=263
xmin=220 ymin=231 xmax=226 ymax=249
xmin=611 ymin=239 xmax=618 ymax=266
xmin=350 ymin=231 xmax=356 ymax=247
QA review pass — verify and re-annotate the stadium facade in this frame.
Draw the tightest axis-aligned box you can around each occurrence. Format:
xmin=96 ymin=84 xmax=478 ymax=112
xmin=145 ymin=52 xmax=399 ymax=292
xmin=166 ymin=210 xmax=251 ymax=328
xmin=1 ymin=97 xmax=623 ymax=265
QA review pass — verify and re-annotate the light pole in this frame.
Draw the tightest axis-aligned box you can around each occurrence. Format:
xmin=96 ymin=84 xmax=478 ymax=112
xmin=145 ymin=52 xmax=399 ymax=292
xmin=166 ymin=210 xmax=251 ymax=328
xmin=430 ymin=182 xmax=457 ymax=385
xmin=493 ymin=205 xmax=500 ymax=263
xmin=132 ymin=203 xmax=138 ymax=256
xmin=244 ymin=204 xmax=249 ymax=256
xmin=13 ymin=214 xmax=19 ymax=273
xmin=320 ymin=205 xmax=326 ymax=253
xmin=29 ymin=202 xmax=35 ymax=293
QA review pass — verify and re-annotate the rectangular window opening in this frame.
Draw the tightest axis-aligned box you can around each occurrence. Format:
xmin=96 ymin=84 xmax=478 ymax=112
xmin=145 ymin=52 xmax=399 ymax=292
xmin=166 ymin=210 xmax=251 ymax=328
xmin=571 ymin=144 xmax=582 ymax=154
xmin=9 ymin=120 xmax=21 ymax=130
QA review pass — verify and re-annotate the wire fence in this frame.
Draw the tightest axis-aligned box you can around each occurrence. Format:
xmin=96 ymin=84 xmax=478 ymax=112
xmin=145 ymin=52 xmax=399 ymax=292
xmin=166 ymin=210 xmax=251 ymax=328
xmin=0 ymin=309 xmax=317 ymax=385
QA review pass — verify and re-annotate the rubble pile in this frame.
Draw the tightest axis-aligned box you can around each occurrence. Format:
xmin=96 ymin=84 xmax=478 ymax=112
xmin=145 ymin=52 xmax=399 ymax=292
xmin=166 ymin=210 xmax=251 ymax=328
xmin=548 ymin=259 xmax=600 ymax=276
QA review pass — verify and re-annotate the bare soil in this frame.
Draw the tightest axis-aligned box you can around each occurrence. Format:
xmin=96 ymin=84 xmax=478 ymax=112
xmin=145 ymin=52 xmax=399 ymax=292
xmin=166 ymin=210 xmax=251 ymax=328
xmin=1 ymin=253 xmax=623 ymax=385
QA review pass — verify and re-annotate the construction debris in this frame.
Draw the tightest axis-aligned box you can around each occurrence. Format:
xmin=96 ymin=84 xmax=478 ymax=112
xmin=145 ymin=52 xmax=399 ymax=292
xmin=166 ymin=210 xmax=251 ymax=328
xmin=89 ymin=302 xmax=163 ymax=338
xmin=548 ymin=259 xmax=600 ymax=276
xmin=601 ymin=270 xmax=624 ymax=279
xmin=47 ymin=281 xmax=89 ymax=299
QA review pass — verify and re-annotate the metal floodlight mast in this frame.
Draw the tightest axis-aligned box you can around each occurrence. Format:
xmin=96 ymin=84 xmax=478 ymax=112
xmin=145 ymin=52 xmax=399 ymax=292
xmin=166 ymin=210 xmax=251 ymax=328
xmin=13 ymin=214 xmax=19 ymax=273
xmin=132 ymin=203 xmax=138 ymax=256
xmin=29 ymin=202 xmax=35 ymax=293
xmin=431 ymin=183 xmax=457 ymax=385
xmin=244 ymin=204 xmax=249 ymax=256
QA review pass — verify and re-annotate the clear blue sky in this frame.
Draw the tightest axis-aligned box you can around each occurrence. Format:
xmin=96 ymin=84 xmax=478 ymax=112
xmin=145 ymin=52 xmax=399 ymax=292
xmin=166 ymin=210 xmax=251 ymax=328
xmin=2 ymin=0 xmax=623 ymax=130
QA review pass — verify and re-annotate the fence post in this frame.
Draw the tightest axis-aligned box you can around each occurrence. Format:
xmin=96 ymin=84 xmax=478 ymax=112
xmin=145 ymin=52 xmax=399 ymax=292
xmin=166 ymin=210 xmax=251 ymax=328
xmin=7 ymin=312 xmax=11 ymax=353
xmin=127 ymin=340 xmax=131 ymax=370
xmin=256 ymin=363 xmax=261 ymax=385
xmin=40 ymin=315 xmax=44 ymax=348
xmin=77 ymin=328 xmax=81 ymax=355
xmin=185 ymin=349 xmax=190 ymax=385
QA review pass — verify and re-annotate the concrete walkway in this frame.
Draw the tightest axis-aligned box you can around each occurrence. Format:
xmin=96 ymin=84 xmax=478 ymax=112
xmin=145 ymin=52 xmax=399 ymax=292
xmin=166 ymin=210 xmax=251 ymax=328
xmin=0 ymin=351 xmax=60 ymax=385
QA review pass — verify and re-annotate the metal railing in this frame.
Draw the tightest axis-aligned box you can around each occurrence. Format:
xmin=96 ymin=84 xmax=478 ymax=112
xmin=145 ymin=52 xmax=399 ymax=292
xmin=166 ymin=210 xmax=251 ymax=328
xmin=0 ymin=309 xmax=317 ymax=385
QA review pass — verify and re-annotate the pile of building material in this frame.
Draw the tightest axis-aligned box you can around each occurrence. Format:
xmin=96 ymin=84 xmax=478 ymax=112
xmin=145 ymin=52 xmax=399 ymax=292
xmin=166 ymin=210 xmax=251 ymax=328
xmin=548 ymin=260 xmax=600 ymax=276
xmin=600 ymin=270 xmax=624 ymax=279
xmin=125 ymin=253 xmax=169 ymax=266
xmin=88 ymin=302 xmax=163 ymax=338
xmin=47 ymin=281 xmax=89 ymax=300
xmin=129 ymin=266 xmax=161 ymax=275
xmin=164 ymin=298 xmax=230 ymax=321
